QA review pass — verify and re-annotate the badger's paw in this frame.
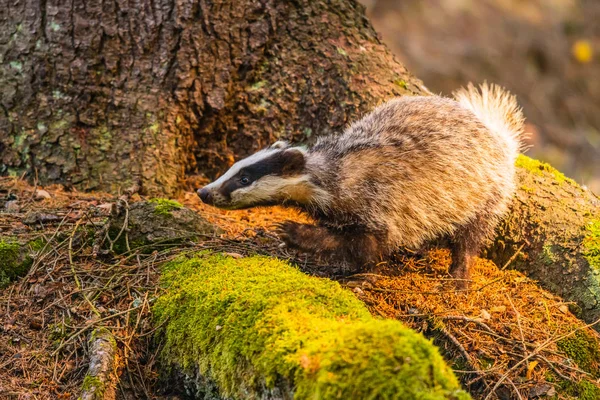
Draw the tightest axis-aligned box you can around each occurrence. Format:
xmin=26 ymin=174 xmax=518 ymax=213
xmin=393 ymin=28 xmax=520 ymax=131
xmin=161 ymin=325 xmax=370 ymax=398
xmin=275 ymin=221 xmax=306 ymax=250
xmin=275 ymin=222 xmax=342 ymax=256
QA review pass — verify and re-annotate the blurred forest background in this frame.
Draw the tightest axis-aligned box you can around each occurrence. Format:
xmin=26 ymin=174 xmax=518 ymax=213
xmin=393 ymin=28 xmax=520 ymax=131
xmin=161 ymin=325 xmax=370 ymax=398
xmin=361 ymin=0 xmax=600 ymax=193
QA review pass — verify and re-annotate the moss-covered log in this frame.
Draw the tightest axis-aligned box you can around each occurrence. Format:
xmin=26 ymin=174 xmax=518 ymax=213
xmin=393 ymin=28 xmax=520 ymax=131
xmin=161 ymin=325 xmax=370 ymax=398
xmin=489 ymin=155 xmax=600 ymax=328
xmin=153 ymin=253 xmax=470 ymax=399
xmin=1 ymin=0 xmax=423 ymax=195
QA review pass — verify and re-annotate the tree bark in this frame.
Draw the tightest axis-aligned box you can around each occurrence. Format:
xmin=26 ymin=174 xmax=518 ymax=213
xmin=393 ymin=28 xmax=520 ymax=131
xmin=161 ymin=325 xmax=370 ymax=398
xmin=0 ymin=0 xmax=424 ymax=195
xmin=2 ymin=0 xmax=599 ymax=333
xmin=489 ymin=157 xmax=600 ymax=328
xmin=80 ymin=328 xmax=117 ymax=400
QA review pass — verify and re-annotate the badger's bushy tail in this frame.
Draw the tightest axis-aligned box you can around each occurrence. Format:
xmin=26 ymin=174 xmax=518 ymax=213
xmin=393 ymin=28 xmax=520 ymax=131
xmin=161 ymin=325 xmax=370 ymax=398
xmin=453 ymin=82 xmax=526 ymax=157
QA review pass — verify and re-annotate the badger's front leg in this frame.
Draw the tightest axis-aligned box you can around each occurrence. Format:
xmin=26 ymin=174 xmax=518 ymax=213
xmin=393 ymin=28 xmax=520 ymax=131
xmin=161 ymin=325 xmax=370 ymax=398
xmin=277 ymin=221 xmax=385 ymax=268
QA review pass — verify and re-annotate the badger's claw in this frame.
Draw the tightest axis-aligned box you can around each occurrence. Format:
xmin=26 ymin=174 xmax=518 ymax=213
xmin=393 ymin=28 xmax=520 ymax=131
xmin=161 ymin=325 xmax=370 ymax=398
xmin=275 ymin=221 xmax=303 ymax=249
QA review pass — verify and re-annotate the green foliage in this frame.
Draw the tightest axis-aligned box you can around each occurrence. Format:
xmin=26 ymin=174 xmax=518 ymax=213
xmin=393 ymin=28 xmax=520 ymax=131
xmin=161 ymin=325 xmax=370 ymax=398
xmin=154 ymin=253 xmax=469 ymax=400
xmin=515 ymin=155 xmax=576 ymax=185
xmin=583 ymin=219 xmax=600 ymax=270
xmin=149 ymin=198 xmax=183 ymax=216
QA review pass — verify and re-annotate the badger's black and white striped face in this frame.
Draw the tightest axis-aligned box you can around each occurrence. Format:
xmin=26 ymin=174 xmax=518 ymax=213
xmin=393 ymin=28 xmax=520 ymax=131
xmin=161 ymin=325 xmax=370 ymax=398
xmin=197 ymin=142 xmax=309 ymax=210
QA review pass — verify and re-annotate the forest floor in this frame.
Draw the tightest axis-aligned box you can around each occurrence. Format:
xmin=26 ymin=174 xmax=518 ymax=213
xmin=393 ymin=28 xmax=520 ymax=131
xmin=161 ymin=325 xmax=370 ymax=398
xmin=0 ymin=177 xmax=599 ymax=399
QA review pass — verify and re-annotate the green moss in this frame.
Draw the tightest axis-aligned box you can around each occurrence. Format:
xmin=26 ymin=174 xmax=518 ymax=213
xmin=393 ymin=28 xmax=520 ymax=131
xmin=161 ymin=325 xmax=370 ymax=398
xmin=247 ymin=80 xmax=267 ymax=91
xmin=541 ymin=244 xmax=558 ymax=265
xmin=394 ymin=79 xmax=408 ymax=90
xmin=149 ymin=122 xmax=160 ymax=134
xmin=519 ymin=185 xmax=534 ymax=193
xmin=80 ymin=375 xmax=104 ymax=399
xmin=557 ymin=329 xmax=600 ymax=376
xmin=558 ymin=379 xmax=600 ymax=400
xmin=91 ymin=126 xmax=112 ymax=151
xmin=154 ymin=253 xmax=469 ymax=400
xmin=90 ymin=327 xmax=116 ymax=348
xmin=29 ymin=238 xmax=45 ymax=252
xmin=336 ymin=46 xmax=348 ymax=56
xmin=583 ymin=219 xmax=600 ymax=270
xmin=0 ymin=239 xmax=37 ymax=289
xmin=149 ymin=198 xmax=183 ymax=216
xmin=9 ymin=61 xmax=23 ymax=72
xmin=48 ymin=322 xmax=69 ymax=343
xmin=515 ymin=155 xmax=576 ymax=185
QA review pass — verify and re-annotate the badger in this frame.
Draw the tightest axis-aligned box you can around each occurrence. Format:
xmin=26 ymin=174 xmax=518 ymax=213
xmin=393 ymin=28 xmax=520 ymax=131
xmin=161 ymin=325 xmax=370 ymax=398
xmin=198 ymin=83 xmax=525 ymax=288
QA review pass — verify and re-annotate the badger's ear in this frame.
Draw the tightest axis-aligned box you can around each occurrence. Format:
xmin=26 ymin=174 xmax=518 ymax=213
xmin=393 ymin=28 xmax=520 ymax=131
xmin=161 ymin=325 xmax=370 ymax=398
xmin=271 ymin=140 xmax=289 ymax=149
xmin=281 ymin=147 xmax=306 ymax=175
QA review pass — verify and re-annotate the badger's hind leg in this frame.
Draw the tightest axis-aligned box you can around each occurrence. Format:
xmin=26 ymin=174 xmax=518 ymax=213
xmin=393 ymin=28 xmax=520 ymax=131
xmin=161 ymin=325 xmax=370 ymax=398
xmin=449 ymin=213 xmax=498 ymax=290
xmin=277 ymin=221 xmax=385 ymax=268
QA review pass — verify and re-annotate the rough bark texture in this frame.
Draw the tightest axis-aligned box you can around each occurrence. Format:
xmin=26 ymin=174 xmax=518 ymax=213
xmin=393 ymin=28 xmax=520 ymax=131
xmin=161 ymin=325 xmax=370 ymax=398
xmin=0 ymin=0 xmax=424 ymax=195
xmin=108 ymin=199 xmax=223 ymax=253
xmin=80 ymin=328 xmax=117 ymax=400
xmin=489 ymin=157 xmax=600 ymax=329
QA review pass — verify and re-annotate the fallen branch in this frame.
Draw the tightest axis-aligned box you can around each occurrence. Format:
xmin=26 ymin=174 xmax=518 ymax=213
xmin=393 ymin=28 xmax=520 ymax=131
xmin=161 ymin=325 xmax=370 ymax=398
xmin=80 ymin=327 xmax=117 ymax=400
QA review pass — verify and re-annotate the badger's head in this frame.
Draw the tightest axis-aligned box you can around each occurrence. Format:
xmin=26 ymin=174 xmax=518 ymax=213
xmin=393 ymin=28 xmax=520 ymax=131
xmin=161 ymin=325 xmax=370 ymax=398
xmin=197 ymin=141 xmax=315 ymax=210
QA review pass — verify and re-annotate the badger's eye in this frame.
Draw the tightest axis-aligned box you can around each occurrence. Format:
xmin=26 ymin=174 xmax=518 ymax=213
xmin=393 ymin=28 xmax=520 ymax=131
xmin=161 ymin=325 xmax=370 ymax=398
xmin=240 ymin=176 xmax=251 ymax=186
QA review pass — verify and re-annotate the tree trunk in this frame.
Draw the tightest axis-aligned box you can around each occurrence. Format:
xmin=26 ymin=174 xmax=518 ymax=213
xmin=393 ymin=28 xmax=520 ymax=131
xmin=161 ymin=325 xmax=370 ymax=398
xmin=2 ymin=0 xmax=599 ymax=324
xmin=0 ymin=0 xmax=424 ymax=195
xmin=489 ymin=156 xmax=600 ymax=328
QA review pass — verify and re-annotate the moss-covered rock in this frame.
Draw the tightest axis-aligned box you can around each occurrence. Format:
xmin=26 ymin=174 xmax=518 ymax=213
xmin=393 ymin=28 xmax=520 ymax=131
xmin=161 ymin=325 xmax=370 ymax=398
xmin=149 ymin=198 xmax=183 ymax=216
xmin=0 ymin=237 xmax=43 ymax=288
xmin=153 ymin=253 xmax=470 ymax=400
xmin=108 ymin=200 xmax=222 ymax=254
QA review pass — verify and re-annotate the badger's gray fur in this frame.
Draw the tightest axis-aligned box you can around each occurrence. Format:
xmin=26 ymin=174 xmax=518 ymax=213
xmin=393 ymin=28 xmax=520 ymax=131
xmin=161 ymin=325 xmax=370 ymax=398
xmin=198 ymin=83 xmax=525 ymax=288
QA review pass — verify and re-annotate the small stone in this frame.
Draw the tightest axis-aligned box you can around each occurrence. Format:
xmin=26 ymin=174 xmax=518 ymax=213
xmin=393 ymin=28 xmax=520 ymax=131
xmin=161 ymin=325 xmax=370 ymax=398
xmin=34 ymin=189 xmax=51 ymax=200
xmin=5 ymin=200 xmax=20 ymax=213
xmin=23 ymin=213 xmax=61 ymax=224
xmin=215 ymin=325 xmax=222 ymax=331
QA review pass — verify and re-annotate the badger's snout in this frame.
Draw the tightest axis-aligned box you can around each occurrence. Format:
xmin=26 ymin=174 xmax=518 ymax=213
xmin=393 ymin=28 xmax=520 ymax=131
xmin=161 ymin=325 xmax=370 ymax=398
xmin=197 ymin=187 xmax=213 ymax=205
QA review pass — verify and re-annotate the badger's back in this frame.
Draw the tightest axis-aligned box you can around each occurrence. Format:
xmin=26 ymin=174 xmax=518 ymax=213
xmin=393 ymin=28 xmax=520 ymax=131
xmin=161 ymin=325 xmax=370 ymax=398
xmin=309 ymin=84 xmax=524 ymax=248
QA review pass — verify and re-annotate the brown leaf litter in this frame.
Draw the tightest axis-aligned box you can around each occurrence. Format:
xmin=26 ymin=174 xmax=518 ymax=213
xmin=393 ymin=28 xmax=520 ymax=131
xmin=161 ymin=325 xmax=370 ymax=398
xmin=0 ymin=177 xmax=599 ymax=399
